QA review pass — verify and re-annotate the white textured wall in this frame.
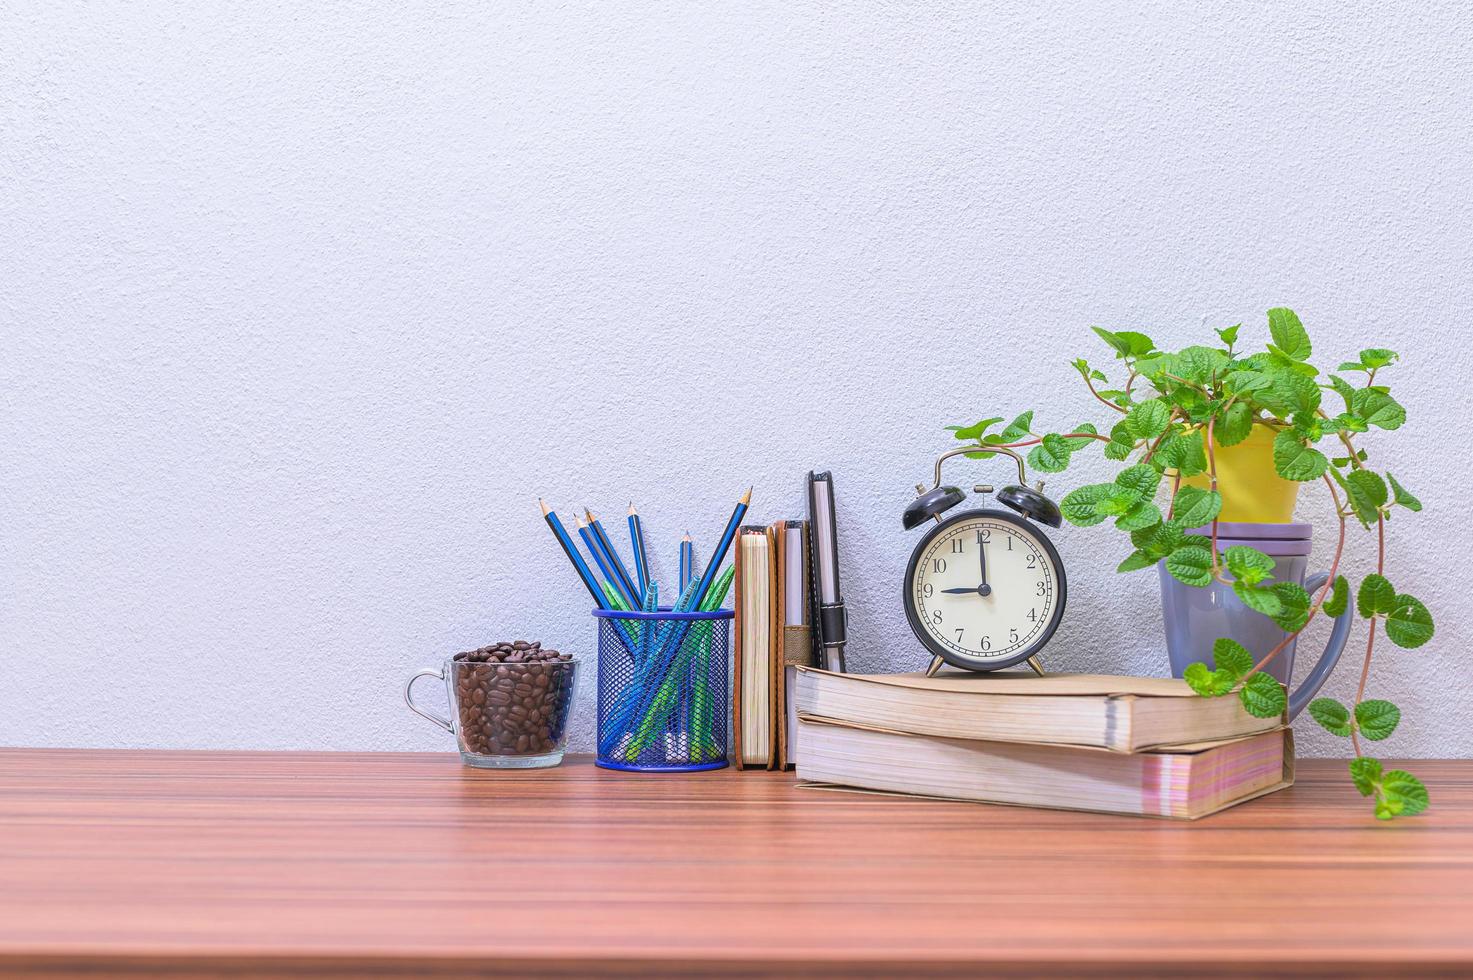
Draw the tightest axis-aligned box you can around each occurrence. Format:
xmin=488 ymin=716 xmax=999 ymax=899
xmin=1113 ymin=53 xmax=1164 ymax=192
xmin=4 ymin=2 xmax=1470 ymax=758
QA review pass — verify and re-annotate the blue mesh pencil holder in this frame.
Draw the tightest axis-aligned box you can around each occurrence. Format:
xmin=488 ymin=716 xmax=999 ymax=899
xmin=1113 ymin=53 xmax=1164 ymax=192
xmin=594 ymin=607 xmax=732 ymax=772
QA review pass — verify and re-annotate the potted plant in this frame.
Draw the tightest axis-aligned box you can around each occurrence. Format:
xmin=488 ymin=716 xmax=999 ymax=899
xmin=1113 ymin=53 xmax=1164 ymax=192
xmin=947 ymin=308 xmax=1434 ymax=819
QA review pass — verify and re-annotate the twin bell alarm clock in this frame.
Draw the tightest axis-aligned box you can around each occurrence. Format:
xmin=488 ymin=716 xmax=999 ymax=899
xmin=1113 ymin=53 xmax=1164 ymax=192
xmin=901 ymin=446 xmax=1067 ymax=677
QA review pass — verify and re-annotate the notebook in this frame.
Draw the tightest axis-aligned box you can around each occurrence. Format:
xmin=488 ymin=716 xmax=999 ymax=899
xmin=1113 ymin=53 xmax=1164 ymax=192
xmin=794 ymin=667 xmax=1283 ymax=753
xmin=797 ymin=718 xmax=1293 ymax=820
xmin=733 ymin=520 xmax=815 ymax=770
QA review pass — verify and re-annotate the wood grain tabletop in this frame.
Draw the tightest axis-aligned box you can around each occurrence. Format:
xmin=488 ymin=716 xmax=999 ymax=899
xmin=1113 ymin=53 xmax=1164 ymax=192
xmin=0 ymin=749 xmax=1468 ymax=978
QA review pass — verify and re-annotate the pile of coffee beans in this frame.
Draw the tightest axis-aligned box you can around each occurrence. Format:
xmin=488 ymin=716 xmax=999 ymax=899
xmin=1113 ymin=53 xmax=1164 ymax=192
xmin=452 ymin=641 xmax=575 ymax=757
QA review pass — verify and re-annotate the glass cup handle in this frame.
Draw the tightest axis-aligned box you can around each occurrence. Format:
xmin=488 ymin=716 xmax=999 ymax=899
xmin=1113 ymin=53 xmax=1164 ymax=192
xmin=1286 ymin=571 xmax=1355 ymax=720
xmin=404 ymin=668 xmax=453 ymax=733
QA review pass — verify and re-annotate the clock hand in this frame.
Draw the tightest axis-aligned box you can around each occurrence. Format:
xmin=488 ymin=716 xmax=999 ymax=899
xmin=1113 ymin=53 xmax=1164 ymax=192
xmin=979 ymin=537 xmax=989 ymax=589
xmin=940 ymin=587 xmax=980 ymax=594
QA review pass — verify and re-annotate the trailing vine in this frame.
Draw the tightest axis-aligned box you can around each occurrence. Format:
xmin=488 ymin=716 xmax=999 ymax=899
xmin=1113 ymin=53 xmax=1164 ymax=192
xmin=948 ymin=309 xmax=1433 ymax=819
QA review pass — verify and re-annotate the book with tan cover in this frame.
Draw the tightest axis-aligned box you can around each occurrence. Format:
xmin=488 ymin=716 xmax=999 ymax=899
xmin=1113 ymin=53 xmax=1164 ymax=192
xmin=795 ymin=667 xmax=1284 ymax=753
xmin=797 ymin=717 xmax=1294 ymax=820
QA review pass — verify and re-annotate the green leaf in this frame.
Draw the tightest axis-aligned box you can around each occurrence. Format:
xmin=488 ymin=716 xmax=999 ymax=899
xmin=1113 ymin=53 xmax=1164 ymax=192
xmin=1355 ymin=700 xmax=1401 ymax=741
xmin=1270 ymin=581 xmax=1311 ymax=632
xmin=1386 ymin=594 xmax=1434 ymax=648
xmin=1267 ymin=307 xmax=1312 ymax=361
xmin=1063 ymin=422 xmax=1099 ymax=445
xmin=950 ymin=417 xmax=1004 ymax=441
xmin=999 ymin=411 xmax=1034 ymax=442
xmin=1347 ymin=469 xmax=1388 ymax=508
xmin=1115 ymin=464 xmax=1162 ymax=499
xmin=1157 ymin=430 xmax=1207 ymax=477
xmin=1115 ymin=500 xmax=1162 ymax=532
xmin=1165 ymin=545 xmax=1214 ymax=588
xmin=1212 ymin=638 xmax=1253 ymax=679
xmin=1387 ymin=473 xmax=1422 ymax=512
xmin=1351 ymin=388 xmax=1405 ymax=430
xmin=1117 ymin=550 xmax=1156 ymax=573
xmin=1322 ymin=575 xmax=1349 ymax=617
xmin=1234 ymin=581 xmax=1283 ymax=617
xmin=1027 ymin=434 xmax=1072 ymax=473
xmin=1259 ymin=370 xmax=1321 ymax=417
xmin=1309 ymin=697 xmax=1352 ymax=737
xmin=1216 ymin=403 xmax=1254 ymax=447
xmin=1224 ymin=369 xmax=1272 ymax=395
xmin=1115 ymin=330 xmax=1157 ymax=357
xmin=1380 ymin=770 xmax=1429 ymax=817
xmin=1092 ymin=327 xmax=1156 ymax=358
xmin=1095 ymin=491 xmax=1140 ymax=517
xmin=1360 ymin=348 xmax=1397 ymax=369
xmin=1119 ymin=551 xmax=1154 ymax=574
xmin=1224 ymin=545 xmax=1275 ymax=585
xmin=1171 ymin=486 xmax=1221 ymax=529
xmin=1358 ymin=574 xmax=1396 ymax=617
xmin=1349 ymin=757 xmax=1382 ymax=796
xmin=1183 ymin=661 xmax=1234 ymax=697
xmin=1132 ymin=519 xmax=1185 ymax=558
xmin=1272 ymin=430 xmax=1329 ymax=482
xmin=1125 ymin=399 xmax=1171 ymax=440
xmin=1059 ymin=483 xmax=1114 ymax=527
xmin=1239 ymin=672 xmax=1287 ymax=718
xmin=1174 ymin=346 xmax=1229 ymax=385
xmin=1216 ymin=323 xmax=1240 ymax=349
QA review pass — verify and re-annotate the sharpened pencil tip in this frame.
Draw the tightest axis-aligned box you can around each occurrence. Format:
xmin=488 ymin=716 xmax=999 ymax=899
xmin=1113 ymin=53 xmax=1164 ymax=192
xmin=575 ymin=514 xmax=586 ymax=528
xmin=539 ymin=498 xmax=550 ymax=516
xmin=683 ymin=532 xmax=691 ymax=541
xmin=740 ymin=486 xmax=753 ymax=505
xmin=628 ymin=501 xmax=637 ymax=515
xmin=584 ymin=507 xmax=596 ymax=522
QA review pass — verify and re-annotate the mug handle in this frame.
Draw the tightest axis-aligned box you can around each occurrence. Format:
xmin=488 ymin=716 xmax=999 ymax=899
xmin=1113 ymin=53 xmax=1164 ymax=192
xmin=404 ymin=667 xmax=453 ymax=733
xmin=1287 ymin=571 xmax=1355 ymax=720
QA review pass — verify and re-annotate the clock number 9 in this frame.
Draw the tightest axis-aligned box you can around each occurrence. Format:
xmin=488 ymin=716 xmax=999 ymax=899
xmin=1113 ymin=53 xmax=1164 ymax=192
xmin=922 ymin=583 xmax=934 ymax=598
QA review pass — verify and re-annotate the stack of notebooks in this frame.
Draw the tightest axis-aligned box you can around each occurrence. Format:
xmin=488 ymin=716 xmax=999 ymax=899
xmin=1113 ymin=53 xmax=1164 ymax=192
xmin=733 ymin=520 xmax=813 ymax=770
xmin=794 ymin=668 xmax=1294 ymax=819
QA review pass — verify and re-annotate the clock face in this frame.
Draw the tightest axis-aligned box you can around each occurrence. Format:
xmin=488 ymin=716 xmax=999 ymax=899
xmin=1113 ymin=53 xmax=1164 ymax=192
xmin=905 ymin=510 xmax=1065 ymax=669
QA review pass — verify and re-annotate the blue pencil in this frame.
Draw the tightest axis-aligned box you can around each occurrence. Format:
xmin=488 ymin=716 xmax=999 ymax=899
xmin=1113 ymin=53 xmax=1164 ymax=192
xmin=679 ymin=533 xmax=694 ymax=592
xmin=690 ymin=487 xmax=750 ymax=610
xmin=540 ymin=499 xmax=636 ymax=650
xmin=628 ymin=503 xmax=651 ymax=604
xmin=578 ymin=516 xmax=637 ymax=608
xmin=585 ymin=508 xmax=642 ymax=609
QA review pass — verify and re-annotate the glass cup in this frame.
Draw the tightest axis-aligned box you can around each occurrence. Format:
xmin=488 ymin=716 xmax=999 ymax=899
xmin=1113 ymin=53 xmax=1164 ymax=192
xmin=405 ymin=654 xmax=581 ymax=768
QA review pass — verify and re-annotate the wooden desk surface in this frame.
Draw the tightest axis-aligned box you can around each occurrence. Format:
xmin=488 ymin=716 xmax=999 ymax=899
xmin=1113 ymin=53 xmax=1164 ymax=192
xmin=1 ymin=750 xmax=1469 ymax=978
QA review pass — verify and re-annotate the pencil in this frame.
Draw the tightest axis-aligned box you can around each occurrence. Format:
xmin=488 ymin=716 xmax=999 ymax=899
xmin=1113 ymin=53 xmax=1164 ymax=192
xmin=540 ymin=499 xmax=606 ymax=609
xmin=578 ymin=516 xmax=637 ymax=608
xmin=691 ymin=487 xmax=750 ymax=609
xmin=679 ymin=533 xmax=694 ymax=592
xmin=628 ymin=503 xmax=651 ymax=604
xmin=586 ymin=508 xmax=642 ymax=609
xmin=542 ymin=499 xmax=637 ymax=651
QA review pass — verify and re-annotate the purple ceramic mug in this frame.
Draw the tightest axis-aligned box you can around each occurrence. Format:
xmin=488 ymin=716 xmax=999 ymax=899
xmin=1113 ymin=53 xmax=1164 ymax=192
xmin=1158 ymin=522 xmax=1352 ymax=719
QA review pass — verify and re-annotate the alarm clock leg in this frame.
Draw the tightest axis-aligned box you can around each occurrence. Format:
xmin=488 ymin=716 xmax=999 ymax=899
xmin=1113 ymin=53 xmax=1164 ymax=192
xmin=925 ymin=656 xmax=946 ymax=678
xmin=1027 ymin=655 xmax=1045 ymax=676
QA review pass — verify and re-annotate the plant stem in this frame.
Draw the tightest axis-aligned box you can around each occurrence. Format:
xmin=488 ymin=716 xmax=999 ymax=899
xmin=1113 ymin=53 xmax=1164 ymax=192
xmin=1203 ymin=416 xmax=1226 ymax=582
xmin=1355 ymin=514 xmax=1387 ymax=707
xmin=1085 ymin=374 xmax=1128 ymax=414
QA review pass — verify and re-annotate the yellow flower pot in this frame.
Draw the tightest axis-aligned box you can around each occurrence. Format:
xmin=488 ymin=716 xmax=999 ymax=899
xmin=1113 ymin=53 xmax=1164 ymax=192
xmin=1178 ymin=424 xmax=1301 ymax=524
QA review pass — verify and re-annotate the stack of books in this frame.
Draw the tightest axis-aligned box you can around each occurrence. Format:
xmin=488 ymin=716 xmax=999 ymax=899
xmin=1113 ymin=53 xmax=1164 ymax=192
xmin=794 ymin=668 xmax=1294 ymax=819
